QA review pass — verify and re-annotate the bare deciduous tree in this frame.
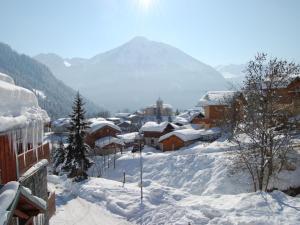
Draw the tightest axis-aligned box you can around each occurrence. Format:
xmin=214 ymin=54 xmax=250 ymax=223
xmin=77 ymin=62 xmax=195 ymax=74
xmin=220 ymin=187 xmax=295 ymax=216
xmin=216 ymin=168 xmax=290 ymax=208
xmin=229 ymin=53 xmax=300 ymax=191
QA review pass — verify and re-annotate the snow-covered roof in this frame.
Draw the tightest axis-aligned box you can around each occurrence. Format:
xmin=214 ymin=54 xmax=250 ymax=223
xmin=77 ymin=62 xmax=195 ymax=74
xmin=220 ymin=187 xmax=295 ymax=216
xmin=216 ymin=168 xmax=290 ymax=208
xmin=52 ymin=118 xmax=71 ymax=128
xmin=20 ymin=159 xmax=48 ymax=179
xmin=0 ymin=72 xmax=14 ymax=85
xmin=0 ymin=181 xmax=46 ymax=225
xmin=197 ymin=91 xmax=236 ymax=107
xmin=88 ymin=117 xmax=106 ymax=123
xmin=159 ymin=129 xmax=203 ymax=142
xmin=117 ymin=132 xmax=139 ymax=143
xmin=118 ymin=120 xmax=132 ymax=126
xmin=173 ymin=116 xmax=189 ymax=125
xmin=114 ymin=113 xmax=131 ymax=118
xmin=174 ymin=111 xmax=204 ymax=124
xmin=140 ymin=121 xmax=177 ymax=133
xmin=159 ymin=128 xmax=220 ymax=142
xmin=88 ymin=120 xmax=121 ymax=134
xmin=0 ymin=73 xmax=49 ymax=133
xmin=95 ymin=136 xmax=124 ymax=148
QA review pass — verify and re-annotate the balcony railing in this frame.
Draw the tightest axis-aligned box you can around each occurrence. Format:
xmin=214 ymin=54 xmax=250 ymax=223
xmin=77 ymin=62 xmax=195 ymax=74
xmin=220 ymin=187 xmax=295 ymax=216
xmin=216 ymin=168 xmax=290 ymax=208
xmin=18 ymin=142 xmax=50 ymax=175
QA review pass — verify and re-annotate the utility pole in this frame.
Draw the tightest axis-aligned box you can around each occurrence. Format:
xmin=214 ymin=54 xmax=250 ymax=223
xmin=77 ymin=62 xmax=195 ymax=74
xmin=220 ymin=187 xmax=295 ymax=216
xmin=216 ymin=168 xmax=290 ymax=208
xmin=139 ymin=136 xmax=143 ymax=203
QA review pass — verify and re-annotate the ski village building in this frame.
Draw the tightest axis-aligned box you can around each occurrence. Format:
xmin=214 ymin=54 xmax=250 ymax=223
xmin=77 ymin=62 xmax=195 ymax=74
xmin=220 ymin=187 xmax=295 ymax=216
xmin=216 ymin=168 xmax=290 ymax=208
xmin=85 ymin=119 xmax=124 ymax=155
xmin=273 ymin=76 xmax=300 ymax=117
xmin=139 ymin=122 xmax=178 ymax=148
xmin=158 ymin=128 xmax=220 ymax=151
xmin=195 ymin=91 xmax=244 ymax=128
xmin=0 ymin=73 xmax=55 ymax=225
xmin=142 ymin=98 xmax=173 ymax=122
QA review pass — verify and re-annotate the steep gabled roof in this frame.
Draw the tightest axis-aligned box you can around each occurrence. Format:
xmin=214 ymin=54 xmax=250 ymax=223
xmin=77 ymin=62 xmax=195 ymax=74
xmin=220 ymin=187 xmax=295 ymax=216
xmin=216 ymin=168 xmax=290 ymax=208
xmin=197 ymin=91 xmax=236 ymax=107
xmin=140 ymin=121 xmax=178 ymax=133
xmin=95 ymin=136 xmax=124 ymax=148
xmin=88 ymin=120 xmax=121 ymax=134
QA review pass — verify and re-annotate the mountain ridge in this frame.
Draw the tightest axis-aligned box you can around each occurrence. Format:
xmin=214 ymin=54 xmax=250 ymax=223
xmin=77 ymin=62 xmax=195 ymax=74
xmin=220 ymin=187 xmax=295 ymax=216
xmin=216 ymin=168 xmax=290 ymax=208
xmin=35 ymin=36 xmax=229 ymax=111
xmin=0 ymin=42 xmax=100 ymax=119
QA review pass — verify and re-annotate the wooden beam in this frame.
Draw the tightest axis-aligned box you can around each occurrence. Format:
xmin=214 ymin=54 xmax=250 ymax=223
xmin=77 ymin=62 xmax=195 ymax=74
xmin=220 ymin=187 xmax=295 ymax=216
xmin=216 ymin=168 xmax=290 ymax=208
xmin=24 ymin=216 xmax=34 ymax=225
xmin=14 ymin=209 xmax=29 ymax=220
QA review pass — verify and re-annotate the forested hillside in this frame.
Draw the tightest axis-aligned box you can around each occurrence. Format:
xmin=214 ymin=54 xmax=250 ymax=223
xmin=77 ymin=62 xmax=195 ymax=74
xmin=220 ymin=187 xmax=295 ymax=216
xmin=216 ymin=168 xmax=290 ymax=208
xmin=0 ymin=42 xmax=100 ymax=119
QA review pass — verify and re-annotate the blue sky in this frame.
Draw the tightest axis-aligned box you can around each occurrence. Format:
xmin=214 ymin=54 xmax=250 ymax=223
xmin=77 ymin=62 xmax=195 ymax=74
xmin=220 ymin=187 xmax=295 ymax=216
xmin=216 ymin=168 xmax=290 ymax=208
xmin=0 ymin=0 xmax=299 ymax=66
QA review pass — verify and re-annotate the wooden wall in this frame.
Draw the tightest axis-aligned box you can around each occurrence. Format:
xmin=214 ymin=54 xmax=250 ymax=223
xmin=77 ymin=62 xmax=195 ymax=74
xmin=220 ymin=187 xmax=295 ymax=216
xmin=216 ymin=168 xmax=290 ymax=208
xmin=0 ymin=134 xmax=17 ymax=183
xmin=85 ymin=126 xmax=120 ymax=148
xmin=159 ymin=135 xmax=184 ymax=151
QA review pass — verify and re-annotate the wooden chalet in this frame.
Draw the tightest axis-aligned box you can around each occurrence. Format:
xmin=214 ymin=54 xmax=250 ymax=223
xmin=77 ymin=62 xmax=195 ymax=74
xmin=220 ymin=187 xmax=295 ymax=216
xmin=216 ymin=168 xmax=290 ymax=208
xmin=94 ymin=136 xmax=124 ymax=155
xmin=158 ymin=128 xmax=220 ymax=151
xmin=139 ymin=122 xmax=178 ymax=148
xmin=85 ymin=120 xmax=122 ymax=151
xmin=195 ymin=91 xmax=244 ymax=128
xmin=189 ymin=112 xmax=205 ymax=125
xmin=274 ymin=76 xmax=300 ymax=115
xmin=117 ymin=120 xmax=137 ymax=133
xmin=0 ymin=73 xmax=55 ymax=225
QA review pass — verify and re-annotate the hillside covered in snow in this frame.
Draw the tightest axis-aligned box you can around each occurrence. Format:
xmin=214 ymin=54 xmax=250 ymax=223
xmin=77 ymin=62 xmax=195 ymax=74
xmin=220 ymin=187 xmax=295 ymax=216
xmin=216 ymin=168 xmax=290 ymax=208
xmin=0 ymin=42 xmax=100 ymax=119
xmin=35 ymin=37 xmax=228 ymax=111
xmin=49 ymin=137 xmax=300 ymax=225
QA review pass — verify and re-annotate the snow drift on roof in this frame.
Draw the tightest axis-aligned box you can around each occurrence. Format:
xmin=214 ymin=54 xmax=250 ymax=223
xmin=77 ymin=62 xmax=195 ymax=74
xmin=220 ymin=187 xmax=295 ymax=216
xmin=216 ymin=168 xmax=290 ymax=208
xmin=0 ymin=72 xmax=14 ymax=85
xmin=140 ymin=121 xmax=177 ymax=133
xmin=95 ymin=136 xmax=124 ymax=148
xmin=0 ymin=181 xmax=46 ymax=225
xmin=88 ymin=120 xmax=121 ymax=134
xmin=52 ymin=118 xmax=71 ymax=128
xmin=197 ymin=91 xmax=236 ymax=107
xmin=0 ymin=73 xmax=49 ymax=133
xmin=159 ymin=128 xmax=220 ymax=142
xmin=117 ymin=132 xmax=139 ymax=143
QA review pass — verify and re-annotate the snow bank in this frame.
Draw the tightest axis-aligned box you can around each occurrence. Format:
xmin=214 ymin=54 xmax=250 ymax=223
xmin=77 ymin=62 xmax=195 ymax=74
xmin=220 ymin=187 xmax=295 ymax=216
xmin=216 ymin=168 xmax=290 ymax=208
xmin=49 ymin=175 xmax=300 ymax=225
xmin=197 ymin=91 xmax=236 ymax=107
xmin=0 ymin=74 xmax=49 ymax=132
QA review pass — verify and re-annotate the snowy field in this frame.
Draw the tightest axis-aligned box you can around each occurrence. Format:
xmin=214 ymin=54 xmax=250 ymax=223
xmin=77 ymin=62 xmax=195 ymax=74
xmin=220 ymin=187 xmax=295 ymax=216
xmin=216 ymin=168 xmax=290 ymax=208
xmin=49 ymin=138 xmax=300 ymax=225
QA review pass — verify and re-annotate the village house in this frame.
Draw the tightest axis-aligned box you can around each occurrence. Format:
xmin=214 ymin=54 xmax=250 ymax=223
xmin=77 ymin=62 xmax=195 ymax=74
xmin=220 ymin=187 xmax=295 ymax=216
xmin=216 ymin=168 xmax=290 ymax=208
xmin=189 ymin=112 xmax=205 ymax=125
xmin=85 ymin=120 xmax=123 ymax=155
xmin=117 ymin=120 xmax=137 ymax=133
xmin=158 ymin=128 xmax=220 ymax=151
xmin=94 ymin=136 xmax=124 ymax=155
xmin=272 ymin=76 xmax=300 ymax=116
xmin=0 ymin=73 xmax=55 ymax=225
xmin=142 ymin=98 xmax=173 ymax=122
xmin=117 ymin=132 xmax=139 ymax=149
xmin=195 ymin=91 xmax=243 ymax=128
xmin=140 ymin=121 xmax=178 ymax=148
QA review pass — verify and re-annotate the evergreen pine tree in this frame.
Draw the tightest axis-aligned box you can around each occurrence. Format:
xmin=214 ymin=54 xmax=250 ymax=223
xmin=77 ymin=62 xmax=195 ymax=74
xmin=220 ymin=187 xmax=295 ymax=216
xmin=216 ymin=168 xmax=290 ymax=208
xmin=53 ymin=139 xmax=65 ymax=174
xmin=63 ymin=92 xmax=91 ymax=181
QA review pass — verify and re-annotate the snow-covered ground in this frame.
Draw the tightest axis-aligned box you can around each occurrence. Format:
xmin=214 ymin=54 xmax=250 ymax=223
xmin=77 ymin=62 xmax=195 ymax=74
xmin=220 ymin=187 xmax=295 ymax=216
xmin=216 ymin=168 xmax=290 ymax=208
xmin=49 ymin=138 xmax=300 ymax=225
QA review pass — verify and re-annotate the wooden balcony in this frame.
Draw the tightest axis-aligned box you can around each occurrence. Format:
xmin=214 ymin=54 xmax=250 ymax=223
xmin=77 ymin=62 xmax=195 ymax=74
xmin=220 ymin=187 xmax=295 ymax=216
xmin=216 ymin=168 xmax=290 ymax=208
xmin=18 ymin=142 xmax=50 ymax=176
